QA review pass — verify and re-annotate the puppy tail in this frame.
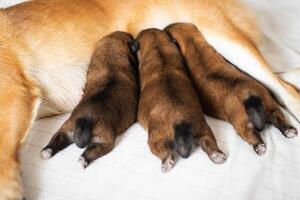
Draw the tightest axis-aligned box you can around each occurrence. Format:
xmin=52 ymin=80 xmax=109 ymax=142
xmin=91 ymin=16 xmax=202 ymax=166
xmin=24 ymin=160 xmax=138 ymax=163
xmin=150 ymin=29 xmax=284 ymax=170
xmin=74 ymin=117 xmax=93 ymax=148
xmin=243 ymin=96 xmax=266 ymax=130
xmin=174 ymin=122 xmax=194 ymax=158
xmin=128 ymin=40 xmax=139 ymax=54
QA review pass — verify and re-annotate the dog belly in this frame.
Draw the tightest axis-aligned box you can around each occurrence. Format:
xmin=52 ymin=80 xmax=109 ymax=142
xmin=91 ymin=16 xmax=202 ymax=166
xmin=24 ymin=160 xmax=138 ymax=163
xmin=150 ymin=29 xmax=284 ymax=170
xmin=34 ymin=60 xmax=89 ymax=118
xmin=25 ymin=34 xmax=101 ymax=117
xmin=7 ymin=0 xmax=110 ymax=117
xmin=12 ymin=0 xmax=254 ymax=117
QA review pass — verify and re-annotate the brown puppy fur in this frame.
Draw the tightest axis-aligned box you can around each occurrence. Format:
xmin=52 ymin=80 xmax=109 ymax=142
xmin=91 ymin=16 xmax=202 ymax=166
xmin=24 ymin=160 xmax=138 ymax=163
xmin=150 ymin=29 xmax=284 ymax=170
xmin=137 ymin=28 xmax=226 ymax=172
xmin=41 ymin=32 xmax=139 ymax=168
xmin=165 ymin=23 xmax=298 ymax=155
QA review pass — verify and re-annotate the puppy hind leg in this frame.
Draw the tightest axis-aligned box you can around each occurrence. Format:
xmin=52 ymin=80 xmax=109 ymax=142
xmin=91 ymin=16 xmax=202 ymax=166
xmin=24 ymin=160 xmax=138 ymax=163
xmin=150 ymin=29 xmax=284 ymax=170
xmin=268 ymin=110 xmax=298 ymax=138
xmin=148 ymin=134 xmax=175 ymax=173
xmin=79 ymin=142 xmax=114 ymax=169
xmin=194 ymin=127 xmax=227 ymax=164
xmin=41 ymin=120 xmax=74 ymax=159
xmin=263 ymin=96 xmax=298 ymax=138
xmin=229 ymin=109 xmax=267 ymax=156
xmin=0 ymin=65 xmax=40 ymax=200
xmin=197 ymin=21 xmax=300 ymax=122
xmin=78 ymin=124 xmax=115 ymax=168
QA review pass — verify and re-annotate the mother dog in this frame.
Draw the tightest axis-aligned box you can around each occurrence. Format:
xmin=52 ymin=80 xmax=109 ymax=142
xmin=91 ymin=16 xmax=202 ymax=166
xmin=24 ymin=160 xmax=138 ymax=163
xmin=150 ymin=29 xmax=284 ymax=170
xmin=0 ymin=0 xmax=300 ymax=199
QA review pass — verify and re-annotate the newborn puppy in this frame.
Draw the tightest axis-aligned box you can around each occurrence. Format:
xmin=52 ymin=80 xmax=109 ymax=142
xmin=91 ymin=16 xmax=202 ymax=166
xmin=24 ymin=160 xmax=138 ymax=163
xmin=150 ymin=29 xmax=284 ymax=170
xmin=41 ymin=31 xmax=139 ymax=168
xmin=165 ymin=23 xmax=298 ymax=155
xmin=136 ymin=28 xmax=226 ymax=172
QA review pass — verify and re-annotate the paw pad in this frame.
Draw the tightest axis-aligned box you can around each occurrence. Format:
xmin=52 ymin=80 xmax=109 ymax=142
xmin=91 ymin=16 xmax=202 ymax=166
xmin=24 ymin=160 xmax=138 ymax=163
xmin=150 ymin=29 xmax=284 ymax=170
xmin=161 ymin=156 xmax=175 ymax=173
xmin=254 ymin=143 xmax=266 ymax=156
xmin=209 ymin=151 xmax=227 ymax=164
xmin=284 ymin=128 xmax=298 ymax=138
xmin=78 ymin=157 xmax=89 ymax=169
xmin=40 ymin=148 xmax=53 ymax=160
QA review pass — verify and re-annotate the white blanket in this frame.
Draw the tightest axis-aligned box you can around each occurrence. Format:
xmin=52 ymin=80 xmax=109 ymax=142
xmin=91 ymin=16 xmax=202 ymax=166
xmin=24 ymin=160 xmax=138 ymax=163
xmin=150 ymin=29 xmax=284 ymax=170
xmin=1 ymin=1 xmax=300 ymax=200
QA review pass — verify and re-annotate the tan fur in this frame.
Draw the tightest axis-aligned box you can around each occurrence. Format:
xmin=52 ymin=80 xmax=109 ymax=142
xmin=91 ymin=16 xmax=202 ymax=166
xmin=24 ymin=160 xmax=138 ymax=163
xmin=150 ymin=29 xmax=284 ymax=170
xmin=0 ymin=48 xmax=40 ymax=200
xmin=0 ymin=0 xmax=299 ymax=198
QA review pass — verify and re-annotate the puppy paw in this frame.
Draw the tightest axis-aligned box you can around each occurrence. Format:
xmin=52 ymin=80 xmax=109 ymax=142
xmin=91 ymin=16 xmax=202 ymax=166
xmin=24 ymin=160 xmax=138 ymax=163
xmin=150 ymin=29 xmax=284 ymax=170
xmin=209 ymin=150 xmax=227 ymax=164
xmin=161 ymin=156 xmax=175 ymax=173
xmin=253 ymin=143 xmax=267 ymax=155
xmin=284 ymin=127 xmax=298 ymax=138
xmin=40 ymin=148 xmax=53 ymax=160
xmin=78 ymin=157 xmax=89 ymax=169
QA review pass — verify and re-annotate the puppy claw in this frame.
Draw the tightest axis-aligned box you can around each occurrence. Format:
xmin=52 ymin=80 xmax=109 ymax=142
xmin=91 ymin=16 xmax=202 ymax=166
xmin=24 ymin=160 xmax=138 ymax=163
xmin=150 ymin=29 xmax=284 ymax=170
xmin=209 ymin=150 xmax=227 ymax=164
xmin=40 ymin=148 xmax=53 ymax=160
xmin=78 ymin=157 xmax=89 ymax=169
xmin=253 ymin=143 xmax=266 ymax=156
xmin=161 ymin=156 xmax=175 ymax=173
xmin=284 ymin=128 xmax=298 ymax=138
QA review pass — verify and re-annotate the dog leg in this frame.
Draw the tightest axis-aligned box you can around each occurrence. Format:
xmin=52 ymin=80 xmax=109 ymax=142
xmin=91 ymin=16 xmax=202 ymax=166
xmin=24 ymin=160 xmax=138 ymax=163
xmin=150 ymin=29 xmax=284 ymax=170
xmin=231 ymin=120 xmax=266 ymax=156
xmin=0 ymin=56 xmax=40 ymax=200
xmin=193 ymin=128 xmax=227 ymax=164
xmin=278 ymin=69 xmax=300 ymax=91
xmin=268 ymin=110 xmax=298 ymax=138
xmin=263 ymin=95 xmax=298 ymax=138
xmin=41 ymin=119 xmax=74 ymax=159
xmin=227 ymin=101 xmax=267 ymax=155
xmin=148 ymin=136 xmax=175 ymax=173
xmin=79 ymin=142 xmax=114 ymax=169
xmin=197 ymin=22 xmax=300 ymax=122
xmin=78 ymin=125 xmax=115 ymax=168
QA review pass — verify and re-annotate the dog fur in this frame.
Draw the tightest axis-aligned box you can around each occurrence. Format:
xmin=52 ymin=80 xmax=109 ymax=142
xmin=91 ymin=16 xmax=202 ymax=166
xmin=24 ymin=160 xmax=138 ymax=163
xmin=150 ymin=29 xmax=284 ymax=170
xmin=0 ymin=0 xmax=300 ymax=199
xmin=40 ymin=31 xmax=139 ymax=168
xmin=165 ymin=23 xmax=298 ymax=155
xmin=136 ymin=28 xmax=226 ymax=172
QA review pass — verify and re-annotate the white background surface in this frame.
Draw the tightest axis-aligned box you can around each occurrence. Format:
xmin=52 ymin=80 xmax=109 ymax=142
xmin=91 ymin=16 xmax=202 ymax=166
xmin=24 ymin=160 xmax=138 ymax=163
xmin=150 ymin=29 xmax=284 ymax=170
xmin=1 ymin=0 xmax=300 ymax=200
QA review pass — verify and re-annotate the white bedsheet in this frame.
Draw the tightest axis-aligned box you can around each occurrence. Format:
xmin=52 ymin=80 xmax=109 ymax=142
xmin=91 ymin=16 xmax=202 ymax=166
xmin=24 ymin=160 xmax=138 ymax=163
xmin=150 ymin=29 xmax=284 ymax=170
xmin=1 ymin=1 xmax=300 ymax=200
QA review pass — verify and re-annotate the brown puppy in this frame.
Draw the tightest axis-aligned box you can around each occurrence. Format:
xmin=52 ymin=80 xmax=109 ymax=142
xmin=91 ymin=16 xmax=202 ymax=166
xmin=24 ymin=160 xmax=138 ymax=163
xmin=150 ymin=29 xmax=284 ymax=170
xmin=41 ymin=31 xmax=139 ymax=168
xmin=165 ymin=23 xmax=298 ymax=155
xmin=136 ymin=28 xmax=226 ymax=172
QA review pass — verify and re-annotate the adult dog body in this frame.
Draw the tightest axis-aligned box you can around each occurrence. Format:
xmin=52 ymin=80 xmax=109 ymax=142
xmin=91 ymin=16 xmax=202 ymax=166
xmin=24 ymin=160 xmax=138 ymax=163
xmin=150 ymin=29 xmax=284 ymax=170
xmin=0 ymin=0 xmax=300 ymax=199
